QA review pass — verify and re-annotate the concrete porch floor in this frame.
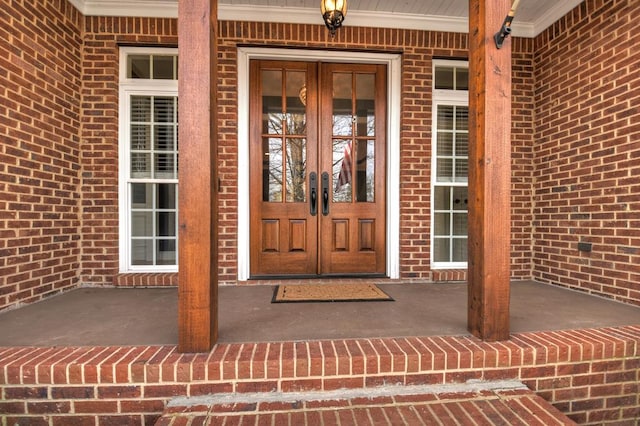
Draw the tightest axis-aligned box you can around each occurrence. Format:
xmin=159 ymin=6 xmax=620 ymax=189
xmin=1 ymin=280 xmax=639 ymax=347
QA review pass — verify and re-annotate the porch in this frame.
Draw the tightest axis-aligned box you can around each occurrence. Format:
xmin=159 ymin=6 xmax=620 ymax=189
xmin=0 ymin=280 xmax=640 ymax=425
xmin=1 ymin=280 xmax=639 ymax=424
xmin=1 ymin=280 xmax=639 ymax=347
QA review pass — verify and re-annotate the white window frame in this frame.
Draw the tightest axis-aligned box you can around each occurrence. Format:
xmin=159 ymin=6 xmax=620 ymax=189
xmin=118 ymin=46 xmax=179 ymax=273
xmin=431 ymin=59 xmax=469 ymax=270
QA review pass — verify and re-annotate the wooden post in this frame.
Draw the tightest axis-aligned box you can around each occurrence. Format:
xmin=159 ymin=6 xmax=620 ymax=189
xmin=177 ymin=0 xmax=219 ymax=352
xmin=467 ymin=0 xmax=511 ymax=341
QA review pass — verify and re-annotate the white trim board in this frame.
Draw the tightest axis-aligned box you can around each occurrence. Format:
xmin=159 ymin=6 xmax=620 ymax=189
xmin=236 ymin=47 xmax=401 ymax=281
xmin=68 ymin=1 xmax=585 ymax=37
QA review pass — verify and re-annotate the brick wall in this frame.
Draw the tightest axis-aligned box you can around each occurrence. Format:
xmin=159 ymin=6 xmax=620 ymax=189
xmin=12 ymin=2 xmax=637 ymax=309
xmin=216 ymin=22 xmax=535 ymax=283
xmin=0 ymin=7 xmax=532 ymax=309
xmin=511 ymin=38 xmax=536 ymax=280
xmin=0 ymin=0 xmax=83 ymax=310
xmin=1 ymin=326 xmax=638 ymax=424
xmin=79 ymin=17 xmax=178 ymax=288
xmin=532 ymin=0 xmax=640 ymax=305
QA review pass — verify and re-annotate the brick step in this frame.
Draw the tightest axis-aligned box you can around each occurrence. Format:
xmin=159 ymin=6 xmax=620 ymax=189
xmin=2 ymin=327 xmax=639 ymax=424
xmin=155 ymin=381 xmax=576 ymax=425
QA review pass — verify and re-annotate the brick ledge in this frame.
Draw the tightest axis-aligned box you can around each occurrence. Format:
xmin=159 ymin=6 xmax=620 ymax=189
xmin=113 ymin=273 xmax=178 ymax=287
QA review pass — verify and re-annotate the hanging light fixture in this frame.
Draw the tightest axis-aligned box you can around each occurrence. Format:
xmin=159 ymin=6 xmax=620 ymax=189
xmin=321 ymin=0 xmax=347 ymax=37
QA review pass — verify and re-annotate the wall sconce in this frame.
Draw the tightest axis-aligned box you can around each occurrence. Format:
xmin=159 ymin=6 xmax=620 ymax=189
xmin=321 ymin=0 xmax=347 ymax=37
xmin=494 ymin=0 xmax=520 ymax=49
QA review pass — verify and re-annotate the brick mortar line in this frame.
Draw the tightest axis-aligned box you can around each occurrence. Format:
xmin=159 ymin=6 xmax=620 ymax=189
xmin=166 ymin=380 xmax=527 ymax=408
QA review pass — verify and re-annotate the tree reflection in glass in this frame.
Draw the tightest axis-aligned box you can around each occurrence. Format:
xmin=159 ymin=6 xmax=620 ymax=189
xmin=261 ymin=69 xmax=307 ymax=203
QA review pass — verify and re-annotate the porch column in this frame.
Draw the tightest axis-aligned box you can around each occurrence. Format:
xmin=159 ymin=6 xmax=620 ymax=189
xmin=177 ymin=0 xmax=219 ymax=352
xmin=467 ymin=0 xmax=512 ymax=341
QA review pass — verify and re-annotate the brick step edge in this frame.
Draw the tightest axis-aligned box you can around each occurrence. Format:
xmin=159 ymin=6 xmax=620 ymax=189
xmin=156 ymin=380 xmax=576 ymax=426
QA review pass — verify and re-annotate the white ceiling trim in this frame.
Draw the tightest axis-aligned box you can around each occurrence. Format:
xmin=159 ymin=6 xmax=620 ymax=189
xmin=218 ymin=5 xmax=480 ymax=36
xmin=67 ymin=0 xmax=576 ymax=38
xmin=531 ymin=0 xmax=583 ymax=35
xmin=70 ymin=0 xmax=178 ymax=18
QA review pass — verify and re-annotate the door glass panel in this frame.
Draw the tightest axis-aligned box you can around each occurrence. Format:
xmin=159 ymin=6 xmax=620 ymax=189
xmin=332 ymin=73 xmax=352 ymax=136
xmin=355 ymin=73 xmax=375 ymax=136
xmin=285 ymin=138 xmax=306 ymax=202
xmin=262 ymin=70 xmax=283 ymax=134
xmin=355 ymin=140 xmax=374 ymax=202
xmin=332 ymin=139 xmax=352 ymax=202
xmin=263 ymin=137 xmax=283 ymax=202
xmin=285 ymin=71 xmax=306 ymax=136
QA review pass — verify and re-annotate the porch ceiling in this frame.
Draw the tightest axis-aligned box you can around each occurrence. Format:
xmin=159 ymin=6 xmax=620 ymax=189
xmin=69 ymin=0 xmax=585 ymax=37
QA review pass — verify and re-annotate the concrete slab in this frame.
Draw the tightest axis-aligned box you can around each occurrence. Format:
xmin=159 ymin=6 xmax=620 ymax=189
xmin=0 ymin=281 xmax=638 ymax=346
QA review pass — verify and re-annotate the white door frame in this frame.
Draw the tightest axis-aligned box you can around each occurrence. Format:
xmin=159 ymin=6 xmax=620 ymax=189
xmin=237 ymin=47 xmax=401 ymax=280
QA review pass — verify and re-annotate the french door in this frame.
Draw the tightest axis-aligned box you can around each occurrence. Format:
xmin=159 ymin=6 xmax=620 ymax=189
xmin=249 ymin=60 xmax=386 ymax=277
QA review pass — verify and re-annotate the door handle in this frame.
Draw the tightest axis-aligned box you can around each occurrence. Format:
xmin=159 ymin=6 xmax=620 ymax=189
xmin=309 ymin=172 xmax=317 ymax=216
xmin=321 ymin=172 xmax=330 ymax=216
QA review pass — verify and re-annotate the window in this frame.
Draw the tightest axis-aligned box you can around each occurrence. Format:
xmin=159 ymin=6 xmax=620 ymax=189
xmin=432 ymin=61 xmax=469 ymax=268
xmin=119 ymin=47 xmax=179 ymax=272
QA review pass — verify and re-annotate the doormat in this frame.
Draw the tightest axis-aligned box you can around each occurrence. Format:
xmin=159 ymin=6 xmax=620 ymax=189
xmin=272 ymin=283 xmax=394 ymax=303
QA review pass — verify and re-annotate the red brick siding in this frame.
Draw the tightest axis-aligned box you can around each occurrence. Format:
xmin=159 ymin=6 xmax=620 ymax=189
xmin=216 ymin=22 xmax=535 ymax=284
xmin=532 ymin=0 xmax=640 ymax=305
xmin=113 ymin=273 xmax=178 ymax=287
xmin=511 ymin=38 xmax=536 ymax=280
xmin=14 ymin=3 xmax=638 ymax=307
xmin=1 ymin=326 xmax=638 ymax=425
xmin=79 ymin=17 xmax=178 ymax=287
xmin=0 ymin=11 xmax=545 ymax=301
xmin=0 ymin=0 xmax=83 ymax=310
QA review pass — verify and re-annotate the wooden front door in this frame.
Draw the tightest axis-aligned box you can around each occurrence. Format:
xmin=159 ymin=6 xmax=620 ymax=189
xmin=249 ymin=60 xmax=386 ymax=277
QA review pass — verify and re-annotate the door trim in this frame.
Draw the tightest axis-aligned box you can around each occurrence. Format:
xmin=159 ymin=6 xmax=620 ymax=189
xmin=237 ymin=47 xmax=401 ymax=281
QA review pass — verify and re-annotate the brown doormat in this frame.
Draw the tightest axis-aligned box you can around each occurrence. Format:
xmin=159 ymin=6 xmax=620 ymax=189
xmin=272 ymin=283 xmax=394 ymax=303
